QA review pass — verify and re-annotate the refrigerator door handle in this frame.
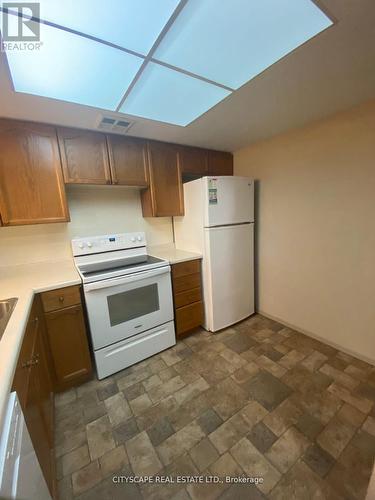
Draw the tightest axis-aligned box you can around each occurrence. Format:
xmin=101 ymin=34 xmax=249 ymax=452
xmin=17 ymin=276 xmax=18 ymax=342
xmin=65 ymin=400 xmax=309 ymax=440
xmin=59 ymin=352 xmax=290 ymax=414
xmin=204 ymin=222 xmax=253 ymax=229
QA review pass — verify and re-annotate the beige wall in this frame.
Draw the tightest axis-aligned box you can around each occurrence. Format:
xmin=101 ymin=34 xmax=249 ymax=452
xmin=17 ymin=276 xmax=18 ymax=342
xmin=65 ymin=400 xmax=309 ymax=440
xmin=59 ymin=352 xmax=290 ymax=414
xmin=234 ymin=99 xmax=375 ymax=363
xmin=0 ymin=186 xmax=173 ymax=266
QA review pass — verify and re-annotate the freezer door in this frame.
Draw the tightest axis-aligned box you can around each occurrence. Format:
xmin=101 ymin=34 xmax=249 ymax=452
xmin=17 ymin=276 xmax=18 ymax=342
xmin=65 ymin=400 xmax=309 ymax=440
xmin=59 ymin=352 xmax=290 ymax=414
xmin=203 ymin=223 xmax=254 ymax=332
xmin=204 ymin=176 xmax=254 ymax=227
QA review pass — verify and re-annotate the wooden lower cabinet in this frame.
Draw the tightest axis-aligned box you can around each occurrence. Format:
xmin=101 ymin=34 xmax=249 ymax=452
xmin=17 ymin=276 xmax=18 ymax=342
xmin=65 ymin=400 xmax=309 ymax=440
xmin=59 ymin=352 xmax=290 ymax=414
xmin=41 ymin=284 xmax=82 ymax=313
xmin=175 ymin=301 xmax=204 ymax=335
xmin=11 ymin=286 xmax=92 ymax=498
xmin=41 ymin=285 xmax=92 ymax=392
xmin=173 ymin=273 xmax=201 ymax=294
xmin=171 ymin=259 xmax=204 ymax=337
xmin=44 ymin=304 xmax=92 ymax=392
xmin=174 ymin=287 xmax=202 ymax=308
xmin=12 ymin=295 xmax=55 ymax=497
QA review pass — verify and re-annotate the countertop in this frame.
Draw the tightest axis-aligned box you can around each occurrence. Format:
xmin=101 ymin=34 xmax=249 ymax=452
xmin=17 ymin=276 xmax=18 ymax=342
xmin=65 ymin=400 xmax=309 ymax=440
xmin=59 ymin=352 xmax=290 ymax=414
xmin=0 ymin=259 xmax=81 ymax=431
xmin=148 ymin=243 xmax=202 ymax=264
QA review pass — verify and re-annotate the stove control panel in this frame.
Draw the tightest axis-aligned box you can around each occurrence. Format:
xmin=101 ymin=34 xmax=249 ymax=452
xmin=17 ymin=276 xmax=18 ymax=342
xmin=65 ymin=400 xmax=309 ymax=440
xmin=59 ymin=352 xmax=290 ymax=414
xmin=71 ymin=232 xmax=146 ymax=256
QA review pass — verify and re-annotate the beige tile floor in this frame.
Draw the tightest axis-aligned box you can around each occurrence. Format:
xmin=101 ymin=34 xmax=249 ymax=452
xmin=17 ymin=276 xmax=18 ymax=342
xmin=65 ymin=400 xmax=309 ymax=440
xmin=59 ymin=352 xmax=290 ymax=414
xmin=55 ymin=314 xmax=375 ymax=500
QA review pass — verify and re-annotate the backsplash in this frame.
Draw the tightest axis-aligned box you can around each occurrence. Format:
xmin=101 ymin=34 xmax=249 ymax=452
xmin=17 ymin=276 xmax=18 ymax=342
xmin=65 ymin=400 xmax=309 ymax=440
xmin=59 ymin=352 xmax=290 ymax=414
xmin=0 ymin=186 xmax=173 ymax=266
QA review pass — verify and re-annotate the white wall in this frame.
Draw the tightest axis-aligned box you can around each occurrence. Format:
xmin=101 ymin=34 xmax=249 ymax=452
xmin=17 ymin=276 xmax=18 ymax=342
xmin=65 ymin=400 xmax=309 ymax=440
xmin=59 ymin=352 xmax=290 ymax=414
xmin=0 ymin=186 xmax=173 ymax=266
xmin=234 ymin=99 xmax=375 ymax=363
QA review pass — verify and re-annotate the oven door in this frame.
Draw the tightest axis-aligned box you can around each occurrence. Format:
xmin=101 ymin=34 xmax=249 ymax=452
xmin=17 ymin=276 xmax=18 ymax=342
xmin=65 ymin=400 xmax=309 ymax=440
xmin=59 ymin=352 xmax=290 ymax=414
xmin=83 ymin=266 xmax=174 ymax=350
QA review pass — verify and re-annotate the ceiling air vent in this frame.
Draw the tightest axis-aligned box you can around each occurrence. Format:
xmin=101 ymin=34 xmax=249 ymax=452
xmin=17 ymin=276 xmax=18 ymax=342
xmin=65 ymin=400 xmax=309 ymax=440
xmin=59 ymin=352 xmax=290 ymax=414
xmin=97 ymin=115 xmax=134 ymax=134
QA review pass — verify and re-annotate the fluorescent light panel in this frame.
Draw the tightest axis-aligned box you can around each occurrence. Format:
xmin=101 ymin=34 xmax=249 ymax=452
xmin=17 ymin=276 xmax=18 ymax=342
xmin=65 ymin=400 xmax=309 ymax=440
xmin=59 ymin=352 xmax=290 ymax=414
xmin=5 ymin=23 xmax=143 ymax=110
xmin=154 ymin=0 xmax=333 ymax=89
xmin=2 ymin=0 xmax=333 ymax=126
xmin=5 ymin=0 xmax=180 ymax=55
xmin=120 ymin=62 xmax=230 ymax=126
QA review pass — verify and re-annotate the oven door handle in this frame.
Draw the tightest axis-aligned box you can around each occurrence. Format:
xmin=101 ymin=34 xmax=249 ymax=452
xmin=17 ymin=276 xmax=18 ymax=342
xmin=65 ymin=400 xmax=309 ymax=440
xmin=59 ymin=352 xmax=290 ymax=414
xmin=84 ymin=266 xmax=170 ymax=292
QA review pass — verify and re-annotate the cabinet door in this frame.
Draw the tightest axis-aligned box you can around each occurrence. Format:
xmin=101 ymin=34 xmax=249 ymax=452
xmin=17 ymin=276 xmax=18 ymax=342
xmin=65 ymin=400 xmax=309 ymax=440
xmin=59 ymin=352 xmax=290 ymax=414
xmin=58 ymin=127 xmax=112 ymax=184
xmin=175 ymin=301 xmax=204 ymax=336
xmin=45 ymin=304 xmax=92 ymax=391
xmin=33 ymin=297 xmax=54 ymax=446
xmin=0 ymin=119 xmax=69 ymax=225
xmin=12 ymin=302 xmax=38 ymax=409
xmin=142 ymin=141 xmax=184 ymax=217
xmin=107 ymin=135 xmax=148 ymax=186
xmin=22 ymin=297 xmax=55 ymax=496
xmin=25 ymin=359 xmax=54 ymax=495
xmin=208 ymin=150 xmax=233 ymax=176
xmin=178 ymin=146 xmax=208 ymax=177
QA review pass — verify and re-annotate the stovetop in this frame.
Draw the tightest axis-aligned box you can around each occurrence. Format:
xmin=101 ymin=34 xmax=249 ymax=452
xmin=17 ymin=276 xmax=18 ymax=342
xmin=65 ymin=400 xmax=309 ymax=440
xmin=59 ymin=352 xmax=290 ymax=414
xmin=79 ymin=255 xmax=168 ymax=283
xmin=71 ymin=232 xmax=170 ymax=283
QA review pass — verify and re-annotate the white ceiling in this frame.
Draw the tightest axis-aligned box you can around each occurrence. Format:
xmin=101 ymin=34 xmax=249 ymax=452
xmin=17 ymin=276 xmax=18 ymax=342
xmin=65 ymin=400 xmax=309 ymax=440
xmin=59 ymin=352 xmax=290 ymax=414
xmin=0 ymin=0 xmax=374 ymax=152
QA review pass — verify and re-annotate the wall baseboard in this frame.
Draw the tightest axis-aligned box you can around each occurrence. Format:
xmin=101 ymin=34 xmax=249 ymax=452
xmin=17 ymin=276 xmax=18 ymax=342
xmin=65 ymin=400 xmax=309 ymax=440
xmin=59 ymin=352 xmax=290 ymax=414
xmin=257 ymin=309 xmax=375 ymax=367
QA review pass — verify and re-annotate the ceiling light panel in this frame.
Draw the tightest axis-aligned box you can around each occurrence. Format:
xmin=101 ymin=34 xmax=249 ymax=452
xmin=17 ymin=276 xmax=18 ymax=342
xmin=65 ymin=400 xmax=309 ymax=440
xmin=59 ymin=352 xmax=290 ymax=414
xmin=154 ymin=0 xmax=333 ymax=89
xmin=7 ymin=0 xmax=180 ymax=55
xmin=5 ymin=23 xmax=143 ymax=110
xmin=120 ymin=62 xmax=231 ymax=126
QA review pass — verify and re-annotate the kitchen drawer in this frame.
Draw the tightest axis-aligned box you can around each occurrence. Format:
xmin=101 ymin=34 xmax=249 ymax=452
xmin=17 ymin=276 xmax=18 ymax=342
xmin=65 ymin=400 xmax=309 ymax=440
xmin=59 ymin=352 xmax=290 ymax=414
xmin=174 ymin=287 xmax=202 ymax=308
xmin=41 ymin=285 xmax=81 ymax=312
xmin=172 ymin=259 xmax=200 ymax=279
xmin=173 ymin=273 xmax=201 ymax=294
xmin=175 ymin=301 xmax=203 ymax=336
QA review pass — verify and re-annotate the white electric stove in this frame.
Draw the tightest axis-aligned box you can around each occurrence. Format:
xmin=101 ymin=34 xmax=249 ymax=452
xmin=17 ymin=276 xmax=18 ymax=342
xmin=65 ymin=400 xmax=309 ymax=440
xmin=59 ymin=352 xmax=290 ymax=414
xmin=72 ymin=232 xmax=176 ymax=379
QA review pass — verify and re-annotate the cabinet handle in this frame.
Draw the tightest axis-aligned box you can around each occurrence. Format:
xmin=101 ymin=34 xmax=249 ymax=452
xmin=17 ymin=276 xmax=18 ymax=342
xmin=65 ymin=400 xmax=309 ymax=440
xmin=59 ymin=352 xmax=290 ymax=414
xmin=59 ymin=296 xmax=65 ymax=303
xmin=21 ymin=354 xmax=39 ymax=369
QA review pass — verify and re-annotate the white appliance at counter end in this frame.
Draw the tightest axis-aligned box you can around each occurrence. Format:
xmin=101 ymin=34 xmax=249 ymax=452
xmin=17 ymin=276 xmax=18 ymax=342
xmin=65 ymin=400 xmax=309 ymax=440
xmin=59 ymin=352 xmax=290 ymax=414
xmin=0 ymin=393 xmax=51 ymax=500
xmin=72 ymin=232 xmax=176 ymax=379
xmin=174 ymin=176 xmax=255 ymax=332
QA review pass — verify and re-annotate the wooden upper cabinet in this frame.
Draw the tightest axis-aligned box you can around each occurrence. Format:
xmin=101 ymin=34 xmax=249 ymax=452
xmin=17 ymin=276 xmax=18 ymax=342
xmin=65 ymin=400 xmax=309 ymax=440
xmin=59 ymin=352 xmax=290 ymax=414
xmin=141 ymin=141 xmax=184 ymax=217
xmin=107 ymin=135 xmax=148 ymax=186
xmin=0 ymin=119 xmax=69 ymax=226
xmin=178 ymin=146 xmax=208 ymax=177
xmin=208 ymin=150 xmax=233 ymax=176
xmin=57 ymin=127 xmax=111 ymax=184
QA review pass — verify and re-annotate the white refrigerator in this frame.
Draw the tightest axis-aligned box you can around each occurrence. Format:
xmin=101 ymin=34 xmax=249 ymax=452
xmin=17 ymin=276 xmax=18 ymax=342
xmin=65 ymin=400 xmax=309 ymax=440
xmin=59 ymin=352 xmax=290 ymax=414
xmin=174 ymin=176 xmax=255 ymax=332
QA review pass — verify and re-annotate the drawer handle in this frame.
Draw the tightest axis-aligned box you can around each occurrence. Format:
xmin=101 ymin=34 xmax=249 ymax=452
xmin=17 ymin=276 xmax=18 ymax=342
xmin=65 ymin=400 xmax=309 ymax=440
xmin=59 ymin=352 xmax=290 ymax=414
xmin=59 ymin=296 xmax=65 ymax=303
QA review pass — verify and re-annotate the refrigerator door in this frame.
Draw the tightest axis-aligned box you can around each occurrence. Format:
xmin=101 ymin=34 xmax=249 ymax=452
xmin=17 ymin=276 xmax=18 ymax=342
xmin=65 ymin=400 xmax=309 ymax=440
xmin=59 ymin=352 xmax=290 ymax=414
xmin=203 ymin=223 xmax=254 ymax=332
xmin=204 ymin=176 xmax=254 ymax=227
